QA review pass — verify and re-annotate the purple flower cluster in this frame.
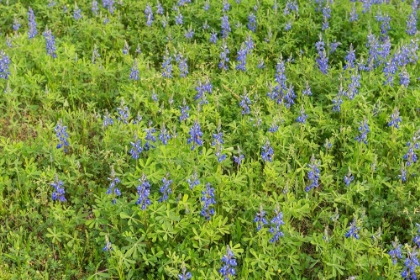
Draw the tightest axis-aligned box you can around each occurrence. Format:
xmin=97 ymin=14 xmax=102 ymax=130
xmin=27 ymin=7 xmax=38 ymax=39
xmin=51 ymin=175 xmax=67 ymax=202
xmin=188 ymin=121 xmax=203 ymax=150
xmin=201 ymin=183 xmax=216 ymax=220
xmin=136 ymin=174 xmax=151 ymax=210
xmin=159 ymin=175 xmax=172 ymax=202
xmin=55 ymin=119 xmax=70 ymax=152
xmin=219 ymin=246 xmax=237 ymax=280
xmin=269 ymin=208 xmax=285 ymax=243
xmin=315 ymin=35 xmax=329 ymax=74
xmin=106 ymin=168 xmax=121 ymax=203
xmin=0 ymin=51 xmax=11 ymax=79
xmin=305 ymin=155 xmax=320 ymax=192
xmin=345 ymin=219 xmax=360 ymax=239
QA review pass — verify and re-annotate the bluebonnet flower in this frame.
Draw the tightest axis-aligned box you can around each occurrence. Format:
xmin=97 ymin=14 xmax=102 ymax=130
xmin=106 ymin=167 xmax=121 ymax=203
xmin=144 ymin=126 xmax=156 ymax=151
xmin=399 ymin=163 xmax=407 ymax=183
xmin=345 ymin=219 xmax=360 ymax=239
xmin=195 ymin=79 xmax=213 ymax=100
xmin=92 ymin=1 xmax=99 ymax=15
xmin=122 ymin=41 xmax=129 ymax=55
xmin=212 ymin=130 xmax=224 ymax=146
xmin=254 ymin=205 xmax=268 ymax=231
xmin=316 ymin=35 xmax=329 ymax=74
xmin=184 ymin=28 xmax=194 ymax=39
xmin=145 ymin=4 xmax=153 ymax=26
xmin=355 ymin=119 xmax=370 ymax=144
xmin=162 ymin=50 xmax=172 ymax=78
xmin=375 ymin=13 xmax=391 ymax=36
xmin=51 ymin=174 xmax=66 ymax=202
xmin=388 ymin=108 xmax=402 ymax=129
xmin=362 ymin=0 xmax=372 ymax=13
xmin=156 ymin=2 xmax=164 ymax=15
xmin=13 ymin=17 xmax=21 ymax=31
xmin=406 ymin=12 xmax=417 ymax=36
xmin=388 ymin=240 xmax=403 ymax=264
xmin=233 ymin=153 xmax=245 ymax=165
xmin=27 ymin=7 xmax=38 ymax=39
xmin=244 ymin=35 xmax=254 ymax=53
xmin=414 ymin=224 xmax=420 ymax=248
xmin=330 ymin=42 xmax=340 ymax=54
xmin=383 ymin=59 xmax=397 ymax=86
xmin=55 ymin=119 xmax=70 ymax=152
xmin=103 ymin=110 xmax=114 ymax=127
xmin=267 ymin=57 xmax=288 ymax=104
xmin=136 ymin=174 xmax=151 ymax=210
xmin=130 ymin=136 xmax=143 ymax=160
xmin=347 ymin=72 xmax=361 ymax=100
xmin=179 ymin=101 xmax=190 ymax=122
xmin=400 ymin=68 xmax=410 ymax=87
xmin=236 ymin=44 xmax=248 ymax=71
xmin=219 ymin=246 xmax=237 ymax=279
xmin=401 ymin=249 xmax=419 ymax=279
xmin=188 ymin=121 xmax=203 ymax=150
xmin=175 ymin=12 xmax=183 ymax=25
xmin=73 ymin=5 xmax=82 ymax=20
xmin=130 ymin=60 xmax=139 ymax=81
xmin=187 ymin=171 xmax=200 ymax=189
xmin=284 ymin=0 xmax=298 ymax=15
xmin=215 ymin=145 xmax=227 ymax=162
xmin=349 ymin=3 xmax=358 ymax=22
xmin=176 ymin=54 xmax=188 ymax=77
xmin=261 ymin=141 xmax=274 ymax=162
xmin=203 ymin=1 xmax=210 ymax=11
xmin=0 ymin=51 xmax=11 ymax=80
xmin=219 ymin=42 xmax=230 ymax=70
xmin=210 ymin=32 xmax=218 ymax=44
xmin=103 ymin=17 xmax=110 ymax=24
xmin=403 ymin=139 xmax=419 ymax=167
xmin=296 ymin=108 xmax=307 ymax=124
xmin=221 ymin=15 xmax=231 ymax=38
xmin=151 ymin=92 xmax=158 ymax=102
xmin=269 ymin=207 xmax=285 ymax=243
xmin=284 ymin=85 xmax=296 ymax=108
xmin=344 ymin=44 xmax=356 ymax=70
xmin=117 ymin=101 xmax=130 ymax=124
xmin=159 ymin=123 xmax=171 ymax=145
xmin=159 ymin=175 xmax=172 ymax=202
xmin=302 ymin=82 xmax=312 ymax=96
xmin=222 ymin=0 xmax=230 ymax=12
xmin=344 ymin=168 xmax=354 ymax=186
xmin=201 ymin=183 xmax=216 ymax=220
xmin=268 ymin=124 xmax=279 ymax=133
xmin=257 ymin=59 xmax=265 ymax=69
xmin=239 ymin=93 xmax=251 ymax=115
xmin=102 ymin=0 xmax=115 ymax=14
xmin=248 ymin=13 xmax=257 ymax=32
xmin=178 ymin=265 xmax=192 ymax=280
xmin=92 ymin=44 xmax=100 ymax=64
xmin=103 ymin=241 xmax=112 ymax=252
xmin=285 ymin=22 xmax=292 ymax=31
xmin=305 ymin=154 xmax=321 ymax=192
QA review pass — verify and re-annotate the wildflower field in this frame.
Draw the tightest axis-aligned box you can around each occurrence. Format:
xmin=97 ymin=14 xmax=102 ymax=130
xmin=1 ymin=0 xmax=420 ymax=279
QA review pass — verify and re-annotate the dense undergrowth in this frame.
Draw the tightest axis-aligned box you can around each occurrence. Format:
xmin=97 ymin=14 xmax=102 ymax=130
xmin=1 ymin=0 xmax=420 ymax=279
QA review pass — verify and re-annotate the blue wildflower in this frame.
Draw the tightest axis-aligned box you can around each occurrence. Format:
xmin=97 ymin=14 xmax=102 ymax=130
xmin=401 ymin=249 xmax=419 ymax=279
xmin=188 ymin=121 xmax=203 ymax=150
xmin=350 ymin=3 xmax=358 ymax=22
xmin=187 ymin=171 xmax=200 ymax=190
xmin=144 ymin=126 xmax=156 ymax=151
xmin=355 ymin=119 xmax=370 ymax=144
xmin=158 ymin=124 xmax=171 ymax=145
xmin=201 ymin=183 xmax=216 ymax=220
xmin=106 ymin=167 xmax=121 ymax=199
xmin=219 ymin=246 xmax=237 ymax=280
xmin=269 ymin=207 xmax=285 ymax=243
xmin=389 ymin=240 xmax=403 ymax=265
xmin=254 ymin=205 xmax=268 ymax=231
xmin=344 ymin=44 xmax=356 ymax=70
xmin=219 ymin=42 xmax=230 ymax=70
xmin=178 ymin=265 xmax=192 ymax=280
xmin=221 ymin=14 xmax=231 ymax=38
xmin=117 ymin=101 xmax=130 ymax=124
xmin=51 ymin=174 xmax=67 ymax=202
xmin=130 ymin=137 xmax=143 ymax=160
xmin=176 ymin=54 xmax=188 ymax=77
xmin=175 ymin=12 xmax=183 ymax=25
xmin=345 ymin=219 xmax=360 ymax=239
xmin=162 ymin=50 xmax=173 ymax=78
xmin=261 ymin=141 xmax=274 ymax=162
xmin=316 ymin=35 xmax=329 ymax=74
xmin=73 ymin=5 xmax=82 ymax=20
xmin=344 ymin=169 xmax=354 ymax=186
xmin=156 ymin=2 xmax=164 ymax=15
xmin=103 ymin=110 xmax=114 ymax=127
xmin=179 ymin=101 xmax=190 ymax=122
xmin=248 ymin=13 xmax=257 ymax=32
xmin=130 ymin=60 xmax=139 ymax=81
xmin=210 ymin=32 xmax=218 ymax=44
xmin=388 ymin=108 xmax=402 ymax=129
xmin=296 ymin=108 xmax=307 ymax=124
xmin=136 ymin=174 xmax=151 ymax=210
xmin=55 ymin=119 xmax=70 ymax=152
xmin=239 ymin=94 xmax=251 ymax=115
xmin=400 ymin=68 xmax=410 ymax=87
xmin=305 ymin=154 xmax=320 ymax=192
xmin=0 ymin=51 xmax=11 ymax=80
xmin=159 ymin=175 xmax=172 ymax=202
xmin=13 ymin=17 xmax=21 ymax=31
xmin=145 ymin=4 xmax=154 ymax=26
xmin=43 ymin=29 xmax=57 ymax=58
xmin=27 ymin=7 xmax=38 ymax=39
xmin=406 ymin=12 xmax=417 ymax=36
xmin=92 ymin=0 xmax=99 ymax=15
xmin=103 ymin=241 xmax=112 ymax=252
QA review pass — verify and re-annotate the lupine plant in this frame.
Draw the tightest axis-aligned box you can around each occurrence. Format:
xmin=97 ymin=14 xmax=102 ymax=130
xmin=1 ymin=1 xmax=420 ymax=279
